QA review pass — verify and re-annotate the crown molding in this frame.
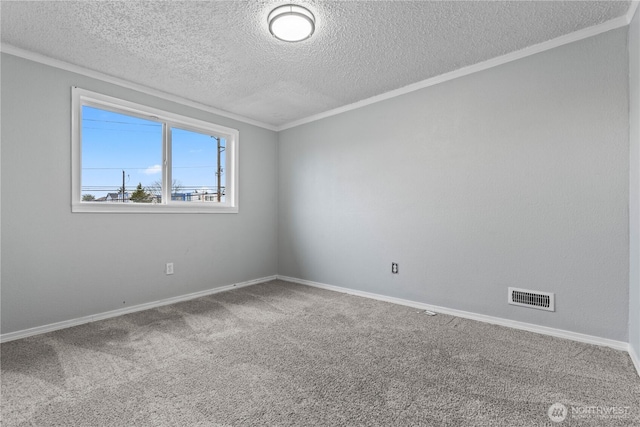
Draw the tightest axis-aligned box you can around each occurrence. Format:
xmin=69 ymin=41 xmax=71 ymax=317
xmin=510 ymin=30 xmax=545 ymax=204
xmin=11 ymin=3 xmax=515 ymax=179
xmin=0 ymin=43 xmax=278 ymax=132
xmin=2 ymin=2 xmax=635 ymax=135
xmin=278 ymin=12 xmax=634 ymax=131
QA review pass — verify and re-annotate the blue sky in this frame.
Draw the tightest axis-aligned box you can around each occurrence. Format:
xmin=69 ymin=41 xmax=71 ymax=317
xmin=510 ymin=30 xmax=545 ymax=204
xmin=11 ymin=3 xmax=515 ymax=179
xmin=81 ymin=106 xmax=226 ymax=200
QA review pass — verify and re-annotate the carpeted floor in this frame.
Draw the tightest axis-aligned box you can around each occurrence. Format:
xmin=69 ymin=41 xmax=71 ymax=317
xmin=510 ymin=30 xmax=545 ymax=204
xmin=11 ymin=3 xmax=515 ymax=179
xmin=1 ymin=280 xmax=639 ymax=426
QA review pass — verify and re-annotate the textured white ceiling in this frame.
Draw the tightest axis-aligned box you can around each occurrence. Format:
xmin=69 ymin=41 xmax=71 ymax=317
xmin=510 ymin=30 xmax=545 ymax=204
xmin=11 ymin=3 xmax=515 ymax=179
xmin=0 ymin=1 xmax=633 ymax=128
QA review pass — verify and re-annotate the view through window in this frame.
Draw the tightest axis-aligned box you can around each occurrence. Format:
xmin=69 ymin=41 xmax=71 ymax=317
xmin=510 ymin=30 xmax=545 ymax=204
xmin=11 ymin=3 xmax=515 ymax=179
xmin=72 ymin=88 xmax=238 ymax=213
xmin=81 ymin=107 xmax=226 ymax=204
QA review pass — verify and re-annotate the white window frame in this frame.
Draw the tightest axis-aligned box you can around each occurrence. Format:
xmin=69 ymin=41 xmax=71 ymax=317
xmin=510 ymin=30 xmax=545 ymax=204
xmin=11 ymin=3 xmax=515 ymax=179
xmin=71 ymin=87 xmax=239 ymax=213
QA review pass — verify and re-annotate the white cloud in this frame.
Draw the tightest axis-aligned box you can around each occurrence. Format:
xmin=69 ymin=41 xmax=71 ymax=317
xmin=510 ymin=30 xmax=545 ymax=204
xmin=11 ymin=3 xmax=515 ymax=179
xmin=143 ymin=165 xmax=162 ymax=175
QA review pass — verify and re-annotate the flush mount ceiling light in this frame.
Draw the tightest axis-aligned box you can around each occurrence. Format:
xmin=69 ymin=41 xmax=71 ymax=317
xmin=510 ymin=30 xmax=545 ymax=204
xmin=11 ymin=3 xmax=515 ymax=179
xmin=268 ymin=4 xmax=315 ymax=42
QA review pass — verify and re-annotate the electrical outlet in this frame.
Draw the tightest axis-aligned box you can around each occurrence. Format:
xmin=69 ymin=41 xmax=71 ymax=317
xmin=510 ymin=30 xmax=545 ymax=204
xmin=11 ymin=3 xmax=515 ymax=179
xmin=392 ymin=263 xmax=398 ymax=274
xmin=166 ymin=262 xmax=174 ymax=275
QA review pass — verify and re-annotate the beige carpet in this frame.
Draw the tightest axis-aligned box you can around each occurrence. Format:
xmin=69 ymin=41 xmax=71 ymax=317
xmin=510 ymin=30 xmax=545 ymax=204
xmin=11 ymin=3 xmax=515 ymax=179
xmin=1 ymin=280 xmax=639 ymax=426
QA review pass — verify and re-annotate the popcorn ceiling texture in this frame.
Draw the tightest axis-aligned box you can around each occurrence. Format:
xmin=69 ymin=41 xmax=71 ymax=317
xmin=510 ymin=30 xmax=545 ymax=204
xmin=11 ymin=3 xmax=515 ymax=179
xmin=0 ymin=1 xmax=632 ymax=127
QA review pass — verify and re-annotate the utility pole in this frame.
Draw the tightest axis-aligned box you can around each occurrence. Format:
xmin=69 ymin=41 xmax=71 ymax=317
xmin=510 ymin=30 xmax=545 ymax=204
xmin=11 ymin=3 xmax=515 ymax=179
xmin=122 ymin=170 xmax=125 ymax=203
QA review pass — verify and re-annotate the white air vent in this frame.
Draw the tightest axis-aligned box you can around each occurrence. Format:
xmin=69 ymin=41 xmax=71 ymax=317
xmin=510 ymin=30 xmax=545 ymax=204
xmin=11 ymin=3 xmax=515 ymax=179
xmin=508 ymin=287 xmax=555 ymax=312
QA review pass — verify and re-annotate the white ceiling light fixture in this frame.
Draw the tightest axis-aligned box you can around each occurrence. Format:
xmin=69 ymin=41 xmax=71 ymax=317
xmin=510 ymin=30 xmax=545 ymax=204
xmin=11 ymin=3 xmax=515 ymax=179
xmin=268 ymin=4 xmax=315 ymax=42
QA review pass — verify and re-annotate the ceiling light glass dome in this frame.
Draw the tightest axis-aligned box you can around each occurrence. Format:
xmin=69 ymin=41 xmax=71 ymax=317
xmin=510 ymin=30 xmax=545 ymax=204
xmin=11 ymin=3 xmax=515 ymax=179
xmin=268 ymin=4 xmax=315 ymax=42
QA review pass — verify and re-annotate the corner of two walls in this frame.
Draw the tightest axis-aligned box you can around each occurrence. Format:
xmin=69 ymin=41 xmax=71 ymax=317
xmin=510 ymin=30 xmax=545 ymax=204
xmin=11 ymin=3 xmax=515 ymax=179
xmin=628 ymin=5 xmax=640 ymax=368
xmin=277 ymin=27 xmax=631 ymax=343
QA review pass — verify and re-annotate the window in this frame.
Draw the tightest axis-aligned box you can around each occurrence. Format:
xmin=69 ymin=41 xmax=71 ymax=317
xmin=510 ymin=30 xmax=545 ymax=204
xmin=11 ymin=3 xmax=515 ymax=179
xmin=72 ymin=88 xmax=238 ymax=213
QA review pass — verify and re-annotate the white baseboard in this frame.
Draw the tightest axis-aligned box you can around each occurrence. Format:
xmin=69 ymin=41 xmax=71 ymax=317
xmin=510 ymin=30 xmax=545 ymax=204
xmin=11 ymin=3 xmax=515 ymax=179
xmin=277 ymin=275 xmax=630 ymax=353
xmin=630 ymin=343 xmax=640 ymax=378
xmin=5 ymin=273 xmax=637 ymax=378
xmin=0 ymin=275 xmax=277 ymax=343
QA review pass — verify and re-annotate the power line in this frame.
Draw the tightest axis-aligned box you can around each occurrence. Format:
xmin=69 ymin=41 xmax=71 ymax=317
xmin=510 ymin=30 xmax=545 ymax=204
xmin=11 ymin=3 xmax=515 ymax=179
xmin=82 ymin=185 xmax=225 ymax=190
xmin=82 ymin=127 xmax=161 ymax=133
xmin=82 ymin=166 xmax=217 ymax=170
xmin=83 ymin=118 xmax=160 ymax=127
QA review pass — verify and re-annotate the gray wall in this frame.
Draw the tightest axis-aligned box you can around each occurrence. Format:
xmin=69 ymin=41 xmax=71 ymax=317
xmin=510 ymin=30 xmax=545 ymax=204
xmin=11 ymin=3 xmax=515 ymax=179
xmin=279 ymin=28 xmax=630 ymax=341
xmin=2 ymin=25 xmax=634 ymax=344
xmin=629 ymin=7 xmax=640 ymax=356
xmin=1 ymin=53 xmax=279 ymax=334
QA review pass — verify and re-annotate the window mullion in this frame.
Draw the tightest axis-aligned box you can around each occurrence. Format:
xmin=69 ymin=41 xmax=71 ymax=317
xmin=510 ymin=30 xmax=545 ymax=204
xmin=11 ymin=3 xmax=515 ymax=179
xmin=163 ymin=123 xmax=171 ymax=205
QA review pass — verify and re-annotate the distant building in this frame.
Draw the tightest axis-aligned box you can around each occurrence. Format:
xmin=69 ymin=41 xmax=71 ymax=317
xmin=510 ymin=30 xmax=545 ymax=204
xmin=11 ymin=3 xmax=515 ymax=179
xmin=105 ymin=192 xmax=129 ymax=202
xmin=170 ymin=191 xmax=222 ymax=202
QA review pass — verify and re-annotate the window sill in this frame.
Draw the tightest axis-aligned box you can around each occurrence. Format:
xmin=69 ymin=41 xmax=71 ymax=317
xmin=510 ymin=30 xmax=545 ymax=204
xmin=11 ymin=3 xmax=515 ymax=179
xmin=72 ymin=202 xmax=238 ymax=214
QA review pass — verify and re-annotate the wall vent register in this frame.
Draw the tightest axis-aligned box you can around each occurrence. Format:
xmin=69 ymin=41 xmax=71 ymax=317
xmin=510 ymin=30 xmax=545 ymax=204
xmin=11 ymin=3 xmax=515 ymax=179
xmin=508 ymin=287 xmax=555 ymax=312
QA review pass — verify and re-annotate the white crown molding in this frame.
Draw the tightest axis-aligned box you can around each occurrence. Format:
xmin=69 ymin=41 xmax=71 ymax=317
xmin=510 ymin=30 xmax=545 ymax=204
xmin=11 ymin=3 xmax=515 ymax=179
xmin=0 ymin=275 xmax=277 ymax=343
xmin=0 ymin=43 xmax=278 ymax=132
xmin=2 ymin=3 xmax=635 ymax=135
xmin=277 ymin=275 xmax=631 ymax=354
xmin=278 ymin=12 xmax=634 ymax=131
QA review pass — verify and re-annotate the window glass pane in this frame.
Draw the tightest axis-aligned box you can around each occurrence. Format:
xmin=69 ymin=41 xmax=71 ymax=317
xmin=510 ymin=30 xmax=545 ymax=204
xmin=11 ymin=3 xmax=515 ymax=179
xmin=73 ymin=88 xmax=238 ymax=213
xmin=81 ymin=106 xmax=162 ymax=203
xmin=171 ymin=127 xmax=225 ymax=203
